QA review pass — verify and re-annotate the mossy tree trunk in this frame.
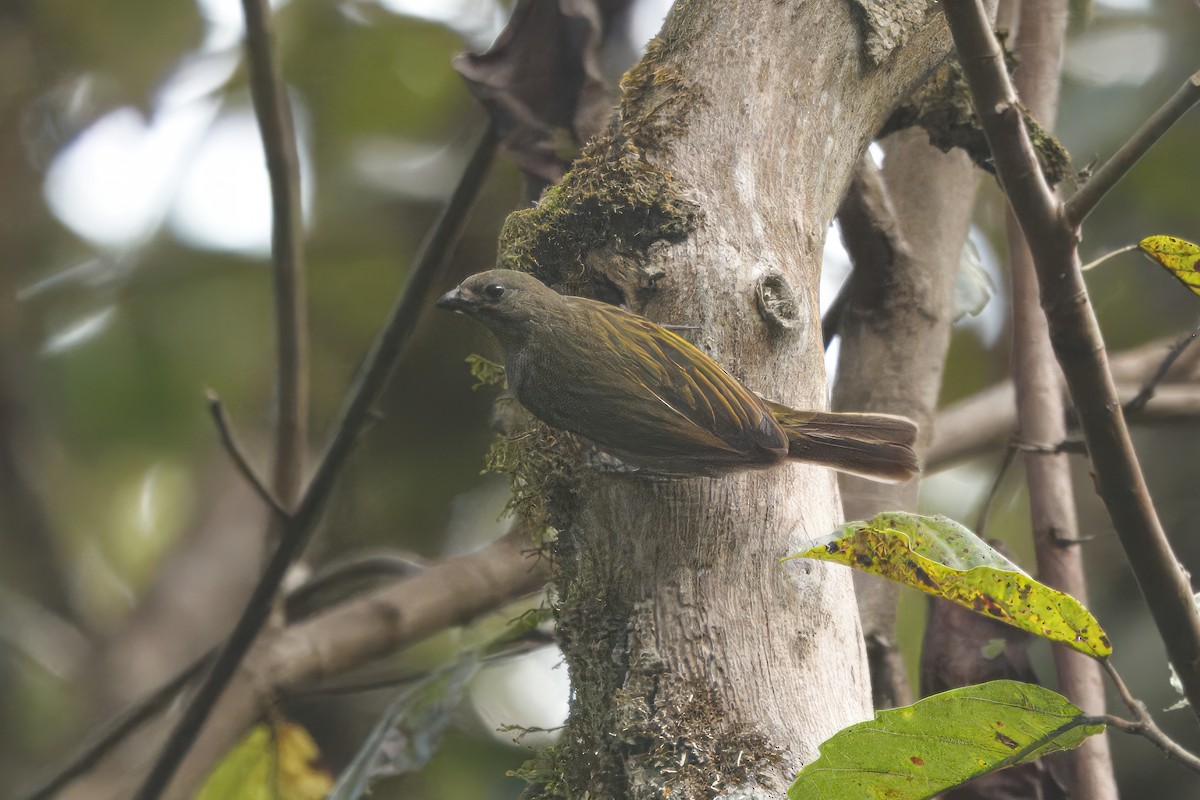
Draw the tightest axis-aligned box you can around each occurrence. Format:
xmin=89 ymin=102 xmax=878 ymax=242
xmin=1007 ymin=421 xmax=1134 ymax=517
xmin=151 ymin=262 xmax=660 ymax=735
xmin=499 ymin=2 xmax=955 ymax=796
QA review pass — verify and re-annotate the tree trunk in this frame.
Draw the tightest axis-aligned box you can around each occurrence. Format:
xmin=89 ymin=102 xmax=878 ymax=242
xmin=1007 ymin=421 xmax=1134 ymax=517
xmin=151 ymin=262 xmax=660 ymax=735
xmin=503 ymin=3 xmax=955 ymax=796
xmin=833 ymin=132 xmax=979 ymax=709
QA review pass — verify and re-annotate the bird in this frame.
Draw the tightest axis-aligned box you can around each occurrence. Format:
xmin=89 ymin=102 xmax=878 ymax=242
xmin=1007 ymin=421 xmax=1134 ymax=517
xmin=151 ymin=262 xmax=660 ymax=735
xmin=437 ymin=269 xmax=919 ymax=483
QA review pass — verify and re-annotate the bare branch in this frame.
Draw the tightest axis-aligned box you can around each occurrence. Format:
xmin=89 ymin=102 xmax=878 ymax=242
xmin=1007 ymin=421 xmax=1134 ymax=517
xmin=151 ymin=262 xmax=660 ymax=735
xmin=269 ymin=523 xmax=550 ymax=688
xmin=1124 ymin=322 xmax=1200 ymax=416
xmin=205 ymin=391 xmax=288 ymax=519
xmin=930 ymin=381 xmax=1200 ymax=469
xmin=239 ymin=0 xmax=309 ymax=517
xmin=161 ymin=520 xmax=550 ymax=795
xmin=1007 ymin=3 xmax=1115 ymax=794
xmin=944 ymin=0 xmax=1200 ymax=716
xmin=930 ymin=333 xmax=1200 ymax=468
xmin=1065 ymin=69 xmax=1200 ymax=227
xmin=283 ymin=551 xmax=427 ymax=621
xmin=18 ymin=652 xmax=212 ymax=800
xmin=1098 ymin=659 xmax=1200 ymax=775
xmin=134 ymin=106 xmax=499 ymax=800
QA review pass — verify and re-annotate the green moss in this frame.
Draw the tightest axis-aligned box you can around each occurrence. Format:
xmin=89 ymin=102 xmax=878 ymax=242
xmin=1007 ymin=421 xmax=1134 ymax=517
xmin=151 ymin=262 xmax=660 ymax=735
xmin=497 ymin=36 xmax=702 ymax=299
xmin=511 ymin=742 xmax=573 ymax=799
xmin=464 ymin=353 xmax=506 ymax=390
xmin=482 ymin=410 xmax=582 ymax=531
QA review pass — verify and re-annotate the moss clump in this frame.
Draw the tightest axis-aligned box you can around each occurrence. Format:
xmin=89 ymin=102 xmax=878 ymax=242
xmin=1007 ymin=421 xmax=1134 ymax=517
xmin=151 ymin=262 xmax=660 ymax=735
xmin=497 ymin=36 xmax=702 ymax=299
xmin=465 ymin=353 xmax=506 ymax=390
xmin=883 ymin=56 xmax=1072 ymax=187
xmin=483 ymin=413 xmax=583 ymax=532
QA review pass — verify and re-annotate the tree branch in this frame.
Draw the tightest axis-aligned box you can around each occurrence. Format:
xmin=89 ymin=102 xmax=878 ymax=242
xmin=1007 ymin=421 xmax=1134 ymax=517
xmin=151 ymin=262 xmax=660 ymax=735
xmin=1006 ymin=4 xmax=1115 ymax=795
xmin=133 ymin=109 xmax=499 ymax=800
xmin=161 ymin=521 xmax=550 ymax=796
xmin=944 ymin=0 xmax=1200 ymax=717
xmin=930 ymin=333 xmax=1200 ymax=468
xmin=18 ymin=652 xmax=212 ymax=800
xmin=205 ymin=391 xmax=288 ymax=518
xmin=283 ymin=551 xmax=426 ymax=621
xmin=929 ymin=380 xmax=1200 ymax=469
xmin=833 ymin=136 xmax=976 ymax=708
xmin=1098 ymin=659 xmax=1200 ymax=775
xmin=1064 ymin=69 xmax=1200 ymax=227
xmin=1124 ymin=322 xmax=1200 ymax=416
xmin=21 ymin=516 xmax=544 ymax=800
xmin=241 ymin=0 xmax=309 ymax=517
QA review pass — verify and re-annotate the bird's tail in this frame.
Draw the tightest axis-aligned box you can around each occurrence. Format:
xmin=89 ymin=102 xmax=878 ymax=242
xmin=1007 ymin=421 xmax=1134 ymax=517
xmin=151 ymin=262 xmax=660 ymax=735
xmin=764 ymin=402 xmax=920 ymax=484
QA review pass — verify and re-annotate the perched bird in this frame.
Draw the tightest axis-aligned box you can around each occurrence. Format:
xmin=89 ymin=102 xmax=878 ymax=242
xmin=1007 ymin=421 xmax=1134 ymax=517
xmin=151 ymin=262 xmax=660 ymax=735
xmin=437 ymin=269 xmax=919 ymax=483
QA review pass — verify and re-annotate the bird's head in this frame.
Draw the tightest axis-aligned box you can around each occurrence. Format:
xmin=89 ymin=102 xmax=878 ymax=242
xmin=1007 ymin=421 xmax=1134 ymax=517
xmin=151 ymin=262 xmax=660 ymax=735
xmin=436 ymin=269 xmax=562 ymax=346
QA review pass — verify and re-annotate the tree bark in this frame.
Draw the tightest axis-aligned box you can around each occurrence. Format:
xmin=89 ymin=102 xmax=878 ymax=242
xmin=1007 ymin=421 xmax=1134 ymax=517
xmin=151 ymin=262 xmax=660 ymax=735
xmin=1006 ymin=2 xmax=1116 ymax=796
xmin=504 ymin=3 xmax=956 ymax=796
xmin=833 ymin=131 xmax=978 ymax=710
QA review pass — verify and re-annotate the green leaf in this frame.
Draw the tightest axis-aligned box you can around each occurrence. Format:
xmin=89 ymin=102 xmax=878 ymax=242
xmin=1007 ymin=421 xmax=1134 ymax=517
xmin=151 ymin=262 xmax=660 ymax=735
xmin=790 ymin=512 xmax=1111 ymax=657
xmin=789 ymin=681 xmax=1104 ymax=800
xmin=326 ymin=653 xmax=481 ymax=800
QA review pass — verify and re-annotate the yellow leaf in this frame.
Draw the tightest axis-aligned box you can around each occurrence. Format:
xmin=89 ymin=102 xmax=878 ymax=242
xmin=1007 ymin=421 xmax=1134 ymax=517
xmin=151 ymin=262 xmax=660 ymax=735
xmin=195 ymin=721 xmax=333 ymax=800
xmin=1139 ymin=235 xmax=1200 ymax=297
xmin=790 ymin=512 xmax=1112 ymax=658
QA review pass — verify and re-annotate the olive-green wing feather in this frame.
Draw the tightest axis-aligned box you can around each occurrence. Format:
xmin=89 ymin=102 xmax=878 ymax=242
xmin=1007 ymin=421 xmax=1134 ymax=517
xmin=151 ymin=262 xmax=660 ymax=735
xmin=579 ymin=300 xmax=788 ymax=467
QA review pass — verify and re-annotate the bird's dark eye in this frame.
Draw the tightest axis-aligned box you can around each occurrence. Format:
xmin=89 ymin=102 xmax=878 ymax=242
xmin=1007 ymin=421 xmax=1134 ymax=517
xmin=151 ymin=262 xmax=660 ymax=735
xmin=483 ymin=283 xmax=506 ymax=300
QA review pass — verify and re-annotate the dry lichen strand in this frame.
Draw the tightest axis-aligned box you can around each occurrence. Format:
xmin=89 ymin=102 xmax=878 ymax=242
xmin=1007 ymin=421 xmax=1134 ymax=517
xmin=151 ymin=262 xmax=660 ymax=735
xmin=617 ymin=667 xmax=784 ymax=799
xmin=495 ymin=36 xmax=702 ymax=296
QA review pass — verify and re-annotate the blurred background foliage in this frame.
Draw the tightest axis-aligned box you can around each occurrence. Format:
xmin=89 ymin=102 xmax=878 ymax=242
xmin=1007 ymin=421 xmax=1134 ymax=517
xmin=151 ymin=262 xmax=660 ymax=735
xmin=1 ymin=0 xmax=1199 ymax=797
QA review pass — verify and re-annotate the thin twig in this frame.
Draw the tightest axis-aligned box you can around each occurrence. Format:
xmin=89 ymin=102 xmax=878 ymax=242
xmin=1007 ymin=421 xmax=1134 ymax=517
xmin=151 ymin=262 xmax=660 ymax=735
xmin=205 ymin=391 xmax=288 ymax=518
xmin=133 ymin=119 xmax=499 ymax=800
xmin=1098 ymin=659 xmax=1200 ymax=774
xmin=974 ymin=443 xmax=1017 ymax=539
xmin=18 ymin=651 xmax=214 ymax=800
xmin=1065 ymin=69 xmax=1200 ymax=227
xmin=1081 ymin=244 xmax=1138 ymax=272
xmin=239 ymin=0 xmax=309 ymax=516
xmin=944 ymin=1 xmax=1200 ymax=716
xmin=1098 ymin=714 xmax=1200 ymax=774
xmin=1124 ymin=321 xmax=1200 ymax=416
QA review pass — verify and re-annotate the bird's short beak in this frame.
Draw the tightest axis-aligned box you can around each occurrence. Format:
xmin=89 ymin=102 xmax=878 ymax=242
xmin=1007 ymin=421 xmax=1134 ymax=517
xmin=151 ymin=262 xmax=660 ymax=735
xmin=436 ymin=287 xmax=469 ymax=312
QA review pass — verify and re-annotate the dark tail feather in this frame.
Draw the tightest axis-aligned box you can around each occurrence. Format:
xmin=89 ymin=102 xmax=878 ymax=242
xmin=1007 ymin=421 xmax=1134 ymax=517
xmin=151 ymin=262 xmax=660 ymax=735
xmin=765 ymin=403 xmax=920 ymax=483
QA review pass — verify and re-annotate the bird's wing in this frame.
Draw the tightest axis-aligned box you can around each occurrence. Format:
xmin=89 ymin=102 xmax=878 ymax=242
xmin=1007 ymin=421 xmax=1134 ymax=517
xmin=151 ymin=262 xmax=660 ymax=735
xmin=580 ymin=300 xmax=785 ymax=461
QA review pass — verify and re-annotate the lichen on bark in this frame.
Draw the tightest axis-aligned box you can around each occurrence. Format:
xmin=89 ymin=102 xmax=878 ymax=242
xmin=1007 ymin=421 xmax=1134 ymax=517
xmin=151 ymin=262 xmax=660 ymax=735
xmin=519 ymin=596 xmax=784 ymax=800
